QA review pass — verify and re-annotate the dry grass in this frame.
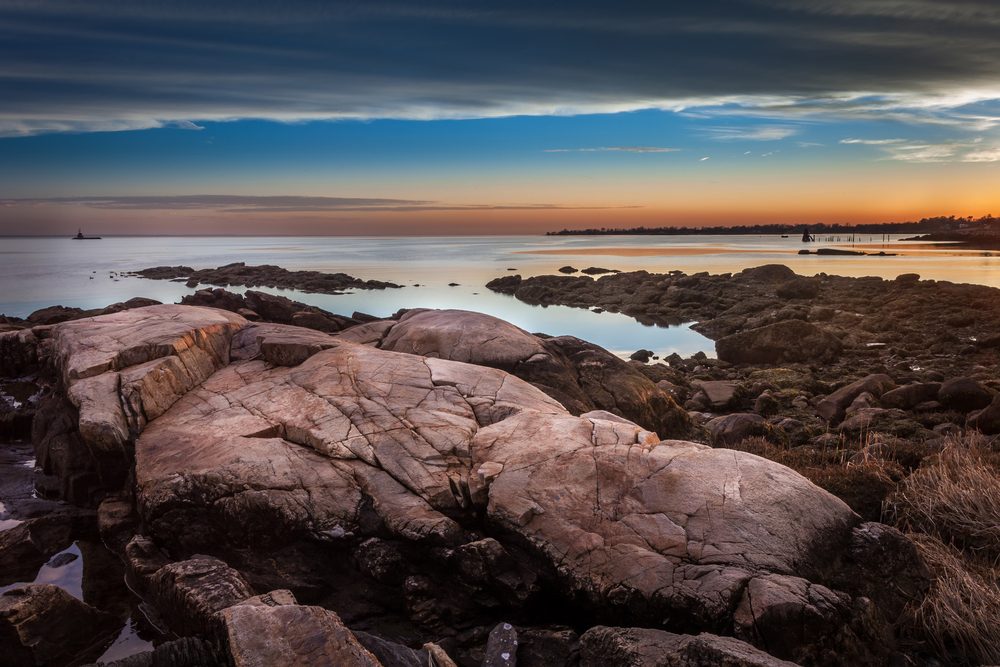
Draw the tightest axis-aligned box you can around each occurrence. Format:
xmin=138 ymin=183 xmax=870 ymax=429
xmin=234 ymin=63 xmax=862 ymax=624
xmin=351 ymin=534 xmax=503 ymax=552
xmin=885 ymin=433 xmax=1000 ymax=562
xmin=906 ymin=534 xmax=1000 ymax=665
xmin=730 ymin=434 xmax=903 ymax=520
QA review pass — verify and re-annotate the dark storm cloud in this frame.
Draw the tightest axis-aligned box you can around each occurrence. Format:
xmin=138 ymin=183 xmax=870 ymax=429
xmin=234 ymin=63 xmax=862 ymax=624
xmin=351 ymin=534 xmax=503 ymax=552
xmin=2 ymin=0 xmax=1000 ymax=135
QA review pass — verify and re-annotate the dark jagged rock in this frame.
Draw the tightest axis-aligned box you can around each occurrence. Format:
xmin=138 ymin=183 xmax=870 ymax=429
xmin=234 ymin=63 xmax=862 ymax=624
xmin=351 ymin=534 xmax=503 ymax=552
xmin=629 ymin=349 xmax=653 ymax=363
xmin=182 ymin=288 xmax=361 ymax=333
xmin=816 ymin=374 xmax=895 ymax=424
xmin=580 ymin=267 xmax=619 ymax=275
xmin=716 ymin=320 xmax=843 ymax=365
xmin=85 ymin=637 xmax=223 ymax=667
xmin=136 ymin=262 xmax=401 ymax=293
xmin=148 ymin=556 xmax=255 ymax=636
xmin=485 ymin=274 xmax=523 ymax=294
xmin=0 ymin=584 xmax=120 ymax=666
xmin=482 ymin=622 xmax=519 ymax=667
xmin=484 ymin=264 xmax=1000 ymax=384
xmin=579 ymin=626 xmax=797 ymax=666
xmin=25 ymin=298 xmax=163 ymax=326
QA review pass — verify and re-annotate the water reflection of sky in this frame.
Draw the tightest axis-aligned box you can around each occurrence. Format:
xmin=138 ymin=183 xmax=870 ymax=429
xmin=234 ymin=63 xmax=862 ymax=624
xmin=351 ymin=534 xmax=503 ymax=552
xmin=5 ymin=234 xmax=1000 ymax=358
xmin=0 ymin=542 xmax=84 ymax=599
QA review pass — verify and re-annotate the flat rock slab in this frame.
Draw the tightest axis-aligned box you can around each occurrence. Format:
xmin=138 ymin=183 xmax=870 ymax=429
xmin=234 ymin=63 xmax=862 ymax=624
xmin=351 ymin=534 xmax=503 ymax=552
xmin=223 ymin=604 xmax=382 ymax=667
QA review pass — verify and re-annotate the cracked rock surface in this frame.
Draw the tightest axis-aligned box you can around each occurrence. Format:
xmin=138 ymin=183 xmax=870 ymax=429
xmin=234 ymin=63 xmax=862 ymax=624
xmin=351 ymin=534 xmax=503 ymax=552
xmin=6 ymin=304 xmax=920 ymax=665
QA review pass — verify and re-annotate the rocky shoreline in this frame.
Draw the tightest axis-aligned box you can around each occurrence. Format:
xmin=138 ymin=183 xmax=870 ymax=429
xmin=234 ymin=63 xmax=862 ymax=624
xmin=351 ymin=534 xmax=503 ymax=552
xmin=1 ymin=264 xmax=998 ymax=665
xmin=134 ymin=262 xmax=402 ymax=293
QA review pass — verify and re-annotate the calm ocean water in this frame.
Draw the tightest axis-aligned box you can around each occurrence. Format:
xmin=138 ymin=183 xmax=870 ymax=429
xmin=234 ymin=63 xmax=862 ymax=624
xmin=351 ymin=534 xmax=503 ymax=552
xmin=3 ymin=234 xmax=998 ymax=358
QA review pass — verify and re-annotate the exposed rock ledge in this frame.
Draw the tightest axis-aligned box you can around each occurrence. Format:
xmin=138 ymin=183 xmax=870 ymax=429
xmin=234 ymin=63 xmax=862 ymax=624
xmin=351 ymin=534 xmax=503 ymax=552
xmin=135 ymin=261 xmax=401 ymax=292
xmin=3 ymin=305 xmax=929 ymax=666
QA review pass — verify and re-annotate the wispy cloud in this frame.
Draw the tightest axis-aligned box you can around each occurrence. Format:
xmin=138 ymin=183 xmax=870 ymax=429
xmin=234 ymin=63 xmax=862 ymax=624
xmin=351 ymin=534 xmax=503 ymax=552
xmin=543 ymin=145 xmax=679 ymax=153
xmin=4 ymin=2 xmax=1000 ymax=136
xmin=705 ymin=125 xmax=799 ymax=141
xmin=840 ymin=138 xmax=908 ymax=145
xmin=839 ymin=136 xmax=1000 ymax=162
xmin=0 ymin=195 xmax=639 ymax=212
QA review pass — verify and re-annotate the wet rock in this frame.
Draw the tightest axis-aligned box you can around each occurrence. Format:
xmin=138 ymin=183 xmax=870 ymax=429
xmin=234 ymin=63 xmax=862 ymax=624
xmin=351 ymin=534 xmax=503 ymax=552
xmin=816 ymin=374 xmax=895 ymax=424
xmin=482 ymin=622 xmax=518 ymax=667
xmin=581 ymin=267 xmax=618 ymax=275
xmin=97 ymin=496 xmax=137 ymax=555
xmin=86 ymin=636 xmax=222 ymax=667
xmin=0 ymin=329 xmax=38 ymax=376
xmin=485 ymin=275 xmax=522 ymax=294
xmin=149 ymin=555 xmax=254 ymax=635
xmin=222 ymin=603 xmax=381 ymax=666
xmin=937 ymin=377 xmax=992 ymax=412
xmin=138 ymin=262 xmax=400 ymax=292
xmin=557 ymin=266 xmax=578 ymax=274
xmin=706 ymin=413 xmax=768 ymax=446
xmin=716 ymin=320 xmax=843 ymax=365
xmin=629 ymin=349 xmax=653 ymax=363
xmin=0 ymin=584 xmax=119 ymax=666
xmin=354 ymin=630 xmax=430 ymax=667
xmin=579 ymin=625 xmax=796 ymax=666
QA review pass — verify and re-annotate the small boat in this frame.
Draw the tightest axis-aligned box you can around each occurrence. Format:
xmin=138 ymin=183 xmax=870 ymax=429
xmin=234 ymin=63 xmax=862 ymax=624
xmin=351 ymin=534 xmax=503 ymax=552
xmin=72 ymin=228 xmax=101 ymax=240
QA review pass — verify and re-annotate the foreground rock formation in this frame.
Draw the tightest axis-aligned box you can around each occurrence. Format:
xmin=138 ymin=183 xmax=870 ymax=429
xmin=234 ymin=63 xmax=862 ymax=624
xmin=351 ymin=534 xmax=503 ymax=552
xmin=0 ymin=303 xmax=933 ymax=666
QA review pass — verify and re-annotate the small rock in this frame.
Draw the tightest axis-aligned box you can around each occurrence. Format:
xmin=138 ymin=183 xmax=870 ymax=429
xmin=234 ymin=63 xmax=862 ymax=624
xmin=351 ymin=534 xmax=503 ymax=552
xmin=482 ymin=622 xmax=519 ymax=667
xmin=938 ymin=377 xmax=992 ymax=412
xmin=629 ymin=349 xmax=653 ymax=363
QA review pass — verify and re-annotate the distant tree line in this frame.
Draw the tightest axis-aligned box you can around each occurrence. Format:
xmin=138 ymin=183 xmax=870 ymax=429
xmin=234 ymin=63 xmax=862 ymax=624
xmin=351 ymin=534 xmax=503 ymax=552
xmin=546 ymin=214 xmax=1000 ymax=236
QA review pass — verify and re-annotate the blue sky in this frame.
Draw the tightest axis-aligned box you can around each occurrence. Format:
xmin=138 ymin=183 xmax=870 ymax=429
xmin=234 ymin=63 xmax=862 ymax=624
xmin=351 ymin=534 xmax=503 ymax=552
xmin=2 ymin=1 xmax=1000 ymax=233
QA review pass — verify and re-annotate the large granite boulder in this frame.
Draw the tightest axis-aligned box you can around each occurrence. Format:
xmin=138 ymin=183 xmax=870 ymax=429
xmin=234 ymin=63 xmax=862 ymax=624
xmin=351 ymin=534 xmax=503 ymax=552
xmin=21 ymin=306 xmax=906 ymax=664
xmin=345 ymin=308 xmax=691 ymax=437
xmin=35 ymin=305 xmax=247 ymax=502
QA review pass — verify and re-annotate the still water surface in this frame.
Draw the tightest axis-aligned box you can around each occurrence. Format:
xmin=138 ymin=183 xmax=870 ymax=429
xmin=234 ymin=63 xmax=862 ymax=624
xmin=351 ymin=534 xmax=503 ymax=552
xmin=3 ymin=234 xmax=997 ymax=358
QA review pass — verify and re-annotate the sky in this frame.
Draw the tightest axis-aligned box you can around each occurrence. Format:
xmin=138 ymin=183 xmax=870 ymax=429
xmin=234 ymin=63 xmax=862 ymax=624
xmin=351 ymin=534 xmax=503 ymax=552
xmin=2 ymin=0 xmax=1000 ymax=235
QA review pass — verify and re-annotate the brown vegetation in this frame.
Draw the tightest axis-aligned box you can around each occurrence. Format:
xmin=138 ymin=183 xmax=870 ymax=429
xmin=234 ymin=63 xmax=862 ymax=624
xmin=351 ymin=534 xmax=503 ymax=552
xmin=733 ymin=431 xmax=1000 ymax=664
